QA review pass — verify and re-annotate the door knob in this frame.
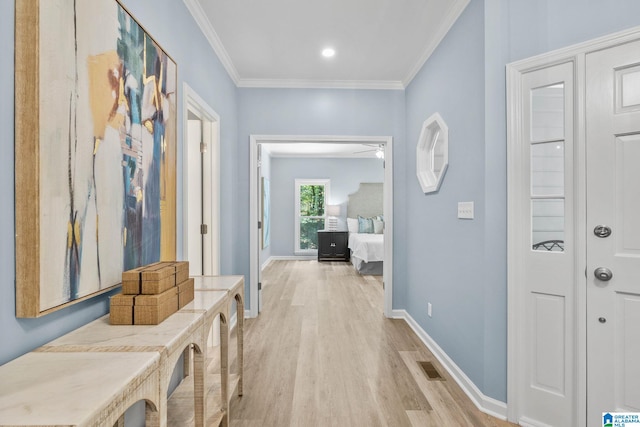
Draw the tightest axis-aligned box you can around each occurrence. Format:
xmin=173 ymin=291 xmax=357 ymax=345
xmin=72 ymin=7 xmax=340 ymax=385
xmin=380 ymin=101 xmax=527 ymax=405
xmin=594 ymin=267 xmax=613 ymax=281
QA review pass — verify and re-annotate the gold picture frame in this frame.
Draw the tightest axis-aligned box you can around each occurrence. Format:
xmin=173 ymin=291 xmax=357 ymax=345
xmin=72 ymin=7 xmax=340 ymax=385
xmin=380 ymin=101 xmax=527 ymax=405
xmin=15 ymin=0 xmax=177 ymax=317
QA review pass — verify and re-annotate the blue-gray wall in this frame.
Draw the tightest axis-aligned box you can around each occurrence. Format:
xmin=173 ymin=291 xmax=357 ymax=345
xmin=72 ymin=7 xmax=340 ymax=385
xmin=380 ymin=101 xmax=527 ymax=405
xmin=0 ymin=0 xmax=238 ymax=368
xmin=237 ymin=88 xmax=407 ymax=308
xmin=404 ymin=0 xmax=489 ymax=398
xmin=269 ymin=157 xmax=384 ymax=257
xmin=401 ymin=0 xmax=640 ymax=404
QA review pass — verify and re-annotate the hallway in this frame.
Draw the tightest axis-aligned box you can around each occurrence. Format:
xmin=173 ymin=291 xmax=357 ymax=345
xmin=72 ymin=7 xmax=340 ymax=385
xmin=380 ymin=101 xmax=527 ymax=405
xmin=228 ymin=260 xmax=514 ymax=426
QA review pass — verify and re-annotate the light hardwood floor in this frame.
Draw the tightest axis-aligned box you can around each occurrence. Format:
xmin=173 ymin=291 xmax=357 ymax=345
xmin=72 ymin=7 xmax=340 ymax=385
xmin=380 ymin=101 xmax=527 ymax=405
xmin=221 ymin=260 xmax=516 ymax=427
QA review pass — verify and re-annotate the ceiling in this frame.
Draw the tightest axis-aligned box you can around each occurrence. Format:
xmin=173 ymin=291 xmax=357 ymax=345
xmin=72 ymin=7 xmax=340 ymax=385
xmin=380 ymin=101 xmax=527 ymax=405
xmin=185 ymin=0 xmax=470 ymax=89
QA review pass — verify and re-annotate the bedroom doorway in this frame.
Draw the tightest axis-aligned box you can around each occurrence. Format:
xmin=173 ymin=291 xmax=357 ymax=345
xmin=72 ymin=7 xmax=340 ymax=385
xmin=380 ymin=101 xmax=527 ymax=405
xmin=249 ymin=135 xmax=394 ymax=319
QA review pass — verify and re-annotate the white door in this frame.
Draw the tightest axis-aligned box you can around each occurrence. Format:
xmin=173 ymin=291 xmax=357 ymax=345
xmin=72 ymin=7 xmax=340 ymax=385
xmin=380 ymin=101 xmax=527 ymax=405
xmin=257 ymin=144 xmax=263 ymax=313
xmin=186 ymin=113 xmax=219 ymax=277
xmin=187 ymin=117 xmax=205 ymax=274
xmin=586 ymin=39 xmax=640 ymax=425
xmin=516 ymin=61 xmax=576 ymax=426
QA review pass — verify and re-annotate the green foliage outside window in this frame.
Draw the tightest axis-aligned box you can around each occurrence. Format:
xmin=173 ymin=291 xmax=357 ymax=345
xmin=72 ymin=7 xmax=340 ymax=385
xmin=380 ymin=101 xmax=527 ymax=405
xmin=299 ymin=185 xmax=325 ymax=216
xmin=299 ymin=184 xmax=325 ymax=250
xmin=300 ymin=218 xmax=325 ymax=249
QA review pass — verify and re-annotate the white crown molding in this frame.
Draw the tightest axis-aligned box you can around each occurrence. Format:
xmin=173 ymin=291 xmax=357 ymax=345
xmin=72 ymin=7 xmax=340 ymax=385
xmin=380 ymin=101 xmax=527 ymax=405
xmin=183 ymin=0 xmax=466 ymax=90
xmin=238 ymin=78 xmax=405 ymax=91
xmin=403 ymin=0 xmax=471 ymax=87
xmin=395 ymin=309 xmax=509 ymax=421
xmin=182 ymin=0 xmax=240 ymax=85
xmin=182 ymin=0 xmax=403 ymax=90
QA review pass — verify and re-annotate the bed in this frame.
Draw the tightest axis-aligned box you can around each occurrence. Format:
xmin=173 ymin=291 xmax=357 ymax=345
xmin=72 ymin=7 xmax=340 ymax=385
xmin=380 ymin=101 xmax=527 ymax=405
xmin=346 ymin=183 xmax=384 ymax=275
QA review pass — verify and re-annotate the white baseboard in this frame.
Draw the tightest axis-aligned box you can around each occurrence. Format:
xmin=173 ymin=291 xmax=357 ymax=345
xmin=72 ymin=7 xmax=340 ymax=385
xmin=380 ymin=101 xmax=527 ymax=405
xmin=390 ymin=309 xmax=406 ymax=319
xmin=394 ymin=309 xmax=508 ymax=420
xmin=261 ymin=257 xmax=273 ymax=271
xmin=518 ymin=416 xmax=553 ymax=427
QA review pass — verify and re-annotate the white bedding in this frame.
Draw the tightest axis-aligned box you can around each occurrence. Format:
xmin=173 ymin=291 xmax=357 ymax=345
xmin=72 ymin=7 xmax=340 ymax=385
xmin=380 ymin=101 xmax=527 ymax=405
xmin=348 ymin=233 xmax=384 ymax=263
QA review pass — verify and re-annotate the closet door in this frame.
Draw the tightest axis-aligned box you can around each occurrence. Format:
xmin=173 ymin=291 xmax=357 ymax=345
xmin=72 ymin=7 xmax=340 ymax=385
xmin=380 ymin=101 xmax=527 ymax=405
xmin=586 ymin=39 xmax=640 ymax=425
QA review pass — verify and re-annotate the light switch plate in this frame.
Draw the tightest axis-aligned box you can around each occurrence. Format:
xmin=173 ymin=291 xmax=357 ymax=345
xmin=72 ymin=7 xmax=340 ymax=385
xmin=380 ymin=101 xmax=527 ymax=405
xmin=458 ymin=201 xmax=474 ymax=219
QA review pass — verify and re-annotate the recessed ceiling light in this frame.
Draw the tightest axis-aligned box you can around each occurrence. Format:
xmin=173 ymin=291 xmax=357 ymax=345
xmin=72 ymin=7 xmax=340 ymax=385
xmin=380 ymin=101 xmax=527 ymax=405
xmin=322 ymin=48 xmax=335 ymax=58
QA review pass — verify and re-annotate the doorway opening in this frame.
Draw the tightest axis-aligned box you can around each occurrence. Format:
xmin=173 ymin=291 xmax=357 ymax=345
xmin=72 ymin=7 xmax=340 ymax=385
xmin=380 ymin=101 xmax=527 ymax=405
xmin=249 ymin=135 xmax=394 ymax=319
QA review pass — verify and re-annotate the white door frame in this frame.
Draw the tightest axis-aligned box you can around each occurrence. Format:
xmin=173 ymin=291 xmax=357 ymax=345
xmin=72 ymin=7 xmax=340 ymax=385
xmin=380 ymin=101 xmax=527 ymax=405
xmin=182 ymin=82 xmax=220 ymax=275
xmin=249 ymin=135 xmax=394 ymax=319
xmin=507 ymin=25 xmax=640 ymax=426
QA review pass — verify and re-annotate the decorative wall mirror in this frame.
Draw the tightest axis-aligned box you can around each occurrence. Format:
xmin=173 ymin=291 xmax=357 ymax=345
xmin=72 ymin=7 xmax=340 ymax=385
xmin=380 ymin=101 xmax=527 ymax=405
xmin=416 ymin=112 xmax=449 ymax=193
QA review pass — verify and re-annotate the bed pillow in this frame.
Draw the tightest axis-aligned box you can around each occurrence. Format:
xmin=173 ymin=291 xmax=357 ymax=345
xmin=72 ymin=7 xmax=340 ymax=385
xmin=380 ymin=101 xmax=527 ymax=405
xmin=373 ymin=218 xmax=384 ymax=234
xmin=347 ymin=217 xmax=359 ymax=233
xmin=357 ymin=215 xmax=374 ymax=234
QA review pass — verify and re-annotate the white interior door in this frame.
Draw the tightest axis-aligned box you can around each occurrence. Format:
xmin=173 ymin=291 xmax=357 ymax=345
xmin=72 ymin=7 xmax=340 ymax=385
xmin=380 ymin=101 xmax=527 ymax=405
xmin=186 ymin=113 xmax=219 ymax=276
xmin=187 ymin=118 xmax=204 ymax=274
xmin=586 ymin=39 xmax=640 ymax=425
xmin=185 ymin=96 xmax=221 ymax=347
xmin=257 ymin=144 xmax=263 ymax=313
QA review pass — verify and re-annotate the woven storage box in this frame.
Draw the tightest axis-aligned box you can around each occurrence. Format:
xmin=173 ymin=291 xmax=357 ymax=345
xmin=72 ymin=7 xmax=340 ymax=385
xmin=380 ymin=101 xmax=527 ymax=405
xmin=134 ymin=287 xmax=178 ymax=325
xmin=141 ymin=262 xmax=177 ymax=294
xmin=121 ymin=264 xmax=159 ymax=295
xmin=173 ymin=261 xmax=190 ymax=285
xmin=177 ymin=277 xmax=195 ymax=309
xmin=110 ymin=293 xmax=136 ymax=325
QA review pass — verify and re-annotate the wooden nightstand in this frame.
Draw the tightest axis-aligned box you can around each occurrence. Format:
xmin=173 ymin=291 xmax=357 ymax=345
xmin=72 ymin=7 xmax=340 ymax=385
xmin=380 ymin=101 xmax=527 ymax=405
xmin=317 ymin=230 xmax=350 ymax=262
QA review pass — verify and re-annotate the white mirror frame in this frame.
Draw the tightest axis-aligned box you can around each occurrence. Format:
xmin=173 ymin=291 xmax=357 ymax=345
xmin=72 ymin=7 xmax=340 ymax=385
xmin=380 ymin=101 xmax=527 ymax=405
xmin=416 ymin=112 xmax=449 ymax=193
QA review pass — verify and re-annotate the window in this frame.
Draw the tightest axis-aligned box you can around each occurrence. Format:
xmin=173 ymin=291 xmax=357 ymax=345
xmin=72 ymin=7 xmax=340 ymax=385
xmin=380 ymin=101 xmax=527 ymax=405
xmin=295 ymin=179 xmax=329 ymax=254
xmin=530 ymin=83 xmax=565 ymax=252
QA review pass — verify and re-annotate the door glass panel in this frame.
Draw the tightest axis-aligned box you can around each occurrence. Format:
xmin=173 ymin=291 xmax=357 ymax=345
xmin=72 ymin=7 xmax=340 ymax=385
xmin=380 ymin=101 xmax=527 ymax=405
xmin=621 ymin=68 xmax=640 ymax=108
xmin=532 ymin=199 xmax=565 ymax=251
xmin=531 ymin=84 xmax=564 ymax=142
xmin=531 ymin=142 xmax=564 ymax=197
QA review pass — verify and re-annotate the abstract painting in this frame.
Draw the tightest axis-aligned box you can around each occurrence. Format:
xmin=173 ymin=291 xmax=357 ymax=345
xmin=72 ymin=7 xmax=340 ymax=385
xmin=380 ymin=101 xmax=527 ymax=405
xmin=15 ymin=0 xmax=177 ymax=317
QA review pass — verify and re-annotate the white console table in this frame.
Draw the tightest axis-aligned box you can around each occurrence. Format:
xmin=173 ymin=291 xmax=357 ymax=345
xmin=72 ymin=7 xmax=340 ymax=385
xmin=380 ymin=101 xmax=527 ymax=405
xmin=0 ymin=351 xmax=160 ymax=426
xmin=0 ymin=275 xmax=244 ymax=427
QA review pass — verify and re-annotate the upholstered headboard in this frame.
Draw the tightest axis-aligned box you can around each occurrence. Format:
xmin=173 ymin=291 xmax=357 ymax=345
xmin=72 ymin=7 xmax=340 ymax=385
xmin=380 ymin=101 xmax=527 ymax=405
xmin=346 ymin=183 xmax=383 ymax=218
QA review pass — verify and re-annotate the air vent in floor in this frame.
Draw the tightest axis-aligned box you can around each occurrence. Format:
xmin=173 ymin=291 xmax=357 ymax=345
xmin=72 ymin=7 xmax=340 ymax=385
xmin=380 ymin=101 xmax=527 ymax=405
xmin=418 ymin=361 xmax=444 ymax=381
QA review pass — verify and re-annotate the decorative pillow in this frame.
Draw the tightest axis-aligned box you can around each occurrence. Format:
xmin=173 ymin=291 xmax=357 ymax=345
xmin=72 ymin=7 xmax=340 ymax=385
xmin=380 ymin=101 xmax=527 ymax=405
xmin=373 ymin=218 xmax=384 ymax=234
xmin=358 ymin=215 xmax=374 ymax=234
xmin=347 ymin=218 xmax=359 ymax=234
xmin=376 ymin=214 xmax=384 ymax=222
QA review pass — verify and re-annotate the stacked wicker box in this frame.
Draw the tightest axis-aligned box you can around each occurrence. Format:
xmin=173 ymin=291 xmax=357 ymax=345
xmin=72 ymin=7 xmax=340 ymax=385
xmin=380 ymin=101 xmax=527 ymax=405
xmin=110 ymin=261 xmax=194 ymax=325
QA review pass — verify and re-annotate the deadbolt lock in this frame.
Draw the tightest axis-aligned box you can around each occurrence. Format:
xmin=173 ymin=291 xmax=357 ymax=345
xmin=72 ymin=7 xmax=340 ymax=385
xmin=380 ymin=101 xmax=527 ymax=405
xmin=594 ymin=225 xmax=612 ymax=238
